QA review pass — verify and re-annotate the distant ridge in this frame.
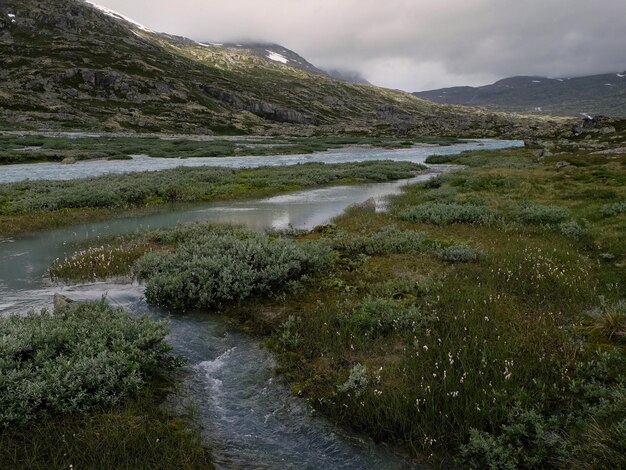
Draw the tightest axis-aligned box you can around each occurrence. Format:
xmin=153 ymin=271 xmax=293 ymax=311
xmin=414 ymin=73 xmax=626 ymax=117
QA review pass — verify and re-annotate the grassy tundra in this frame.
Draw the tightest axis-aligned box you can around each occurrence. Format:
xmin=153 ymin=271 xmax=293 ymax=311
xmin=0 ymin=134 xmax=460 ymax=165
xmin=0 ymin=160 xmax=425 ymax=237
xmin=49 ymin=141 xmax=626 ymax=467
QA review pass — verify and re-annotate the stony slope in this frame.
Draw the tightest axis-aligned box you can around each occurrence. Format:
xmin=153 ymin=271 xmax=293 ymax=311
xmin=0 ymin=0 xmax=564 ymax=136
xmin=414 ymin=73 xmax=626 ymax=117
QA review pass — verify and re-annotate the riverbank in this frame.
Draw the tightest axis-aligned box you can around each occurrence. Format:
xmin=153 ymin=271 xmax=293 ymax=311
xmin=49 ymin=143 xmax=626 ymax=467
xmin=0 ymin=134 xmax=461 ymax=165
xmin=0 ymin=160 xmax=425 ymax=238
xmin=0 ymin=300 xmax=213 ymax=469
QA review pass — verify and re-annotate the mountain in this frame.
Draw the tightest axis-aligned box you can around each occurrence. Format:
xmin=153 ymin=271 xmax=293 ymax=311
xmin=325 ymin=69 xmax=371 ymax=85
xmin=0 ymin=0 xmax=562 ymax=136
xmin=414 ymin=73 xmax=626 ymax=117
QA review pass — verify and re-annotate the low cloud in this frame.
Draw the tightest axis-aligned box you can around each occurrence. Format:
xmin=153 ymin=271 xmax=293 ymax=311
xmin=89 ymin=0 xmax=626 ymax=91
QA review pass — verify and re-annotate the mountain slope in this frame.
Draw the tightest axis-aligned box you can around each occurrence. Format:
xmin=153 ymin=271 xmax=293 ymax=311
xmin=0 ymin=0 xmax=563 ymax=136
xmin=414 ymin=73 xmax=626 ymax=117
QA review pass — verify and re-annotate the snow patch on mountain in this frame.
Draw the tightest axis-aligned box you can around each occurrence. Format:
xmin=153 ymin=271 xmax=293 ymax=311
xmin=266 ymin=50 xmax=289 ymax=64
xmin=7 ymin=13 xmax=16 ymax=23
xmin=84 ymin=1 xmax=153 ymax=32
xmin=618 ymin=73 xmax=626 ymax=78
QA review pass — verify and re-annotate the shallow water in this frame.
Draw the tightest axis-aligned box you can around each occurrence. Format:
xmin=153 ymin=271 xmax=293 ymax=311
xmin=59 ymin=283 xmax=420 ymax=469
xmin=0 ymin=140 xmax=521 ymax=468
xmin=0 ymin=139 xmax=522 ymax=183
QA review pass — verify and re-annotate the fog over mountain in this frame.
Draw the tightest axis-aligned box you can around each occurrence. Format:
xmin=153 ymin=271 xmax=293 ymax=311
xmin=82 ymin=1 xmax=625 ymax=91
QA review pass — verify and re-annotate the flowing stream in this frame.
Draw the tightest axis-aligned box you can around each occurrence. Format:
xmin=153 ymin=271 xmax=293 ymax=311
xmin=0 ymin=139 xmax=522 ymax=468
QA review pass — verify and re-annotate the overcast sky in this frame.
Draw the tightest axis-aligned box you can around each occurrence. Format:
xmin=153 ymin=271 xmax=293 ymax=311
xmin=90 ymin=0 xmax=626 ymax=91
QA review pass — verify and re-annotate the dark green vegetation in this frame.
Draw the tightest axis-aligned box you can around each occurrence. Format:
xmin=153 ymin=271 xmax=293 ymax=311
xmin=0 ymin=160 xmax=424 ymax=237
xmin=414 ymin=72 xmax=626 ymax=117
xmin=134 ymin=225 xmax=333 ymax=310
xmin=0 ymin=133 xmax=459 ymax=165
xmin=52 ymin=139 xmax=626 ymax=468
xmin=0 ymin=300 xmax=212 ymax=469
xmin=0 ymin=0 xmax=562 ymax=136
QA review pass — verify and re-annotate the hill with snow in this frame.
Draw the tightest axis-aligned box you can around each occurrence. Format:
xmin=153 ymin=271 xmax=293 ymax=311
xmin=414 ymin=73 xmax=626 ymax=117
xmin=0 ymin=0 xmax=561 ymax=136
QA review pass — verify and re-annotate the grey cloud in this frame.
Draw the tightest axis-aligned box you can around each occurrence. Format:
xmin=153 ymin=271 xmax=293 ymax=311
xmin=89 ymin=0 xmax=626 ymax=91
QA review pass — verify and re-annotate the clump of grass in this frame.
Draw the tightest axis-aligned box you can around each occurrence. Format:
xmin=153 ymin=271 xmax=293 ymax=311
xmin=563 ymin=419 xmax=626 ymax=470
xmin=50 ymin=241 xmax=157 ymax=281
xmin=0 ymin=300 xmax=182 ymax=427
xmin=337 ymin=297 xmax=436 ymax=337
xmin=398 ymin=202 xmax=497 ymax=225
xmin=0 ymin=389 xmax=213 ymax=469
xmin=585 ymin=300 xmax=626 ymax=344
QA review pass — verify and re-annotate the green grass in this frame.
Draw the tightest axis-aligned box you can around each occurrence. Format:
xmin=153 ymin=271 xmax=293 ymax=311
xmin=40 ymin=143 xmax=626 ymax=467
xmin=0 ymin=134 xmax=460 ymax=165
xmin=0 ymin=160 xmax=424 ymax=237
xmin=0 ymin=388 xmax=213 ymax=469
xmin=241 ymin=144 xmax=625 ymax=467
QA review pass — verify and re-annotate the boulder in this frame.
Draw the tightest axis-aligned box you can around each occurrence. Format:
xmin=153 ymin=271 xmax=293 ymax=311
xmin=53 ymin=293 xmax=74 ymax=310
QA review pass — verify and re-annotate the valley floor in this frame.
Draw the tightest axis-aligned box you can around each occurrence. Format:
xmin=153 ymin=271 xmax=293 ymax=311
xmin=2 ymin=135 xmax=625 ymax=468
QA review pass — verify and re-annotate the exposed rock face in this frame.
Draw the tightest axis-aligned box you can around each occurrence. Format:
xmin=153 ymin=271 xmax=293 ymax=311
xmin=201 ymin=85 xmax=316 ymax=124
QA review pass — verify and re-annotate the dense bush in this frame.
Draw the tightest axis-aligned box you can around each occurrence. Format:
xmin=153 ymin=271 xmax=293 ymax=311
xmin=134 ymin=226 xmax=333 ymax=310
xmin=398 ymin=202 xmax=497 ymax=225
xmin=459 ymin=408 xmax=566 ymax=469
xmin=0 ymin=301 xmax=179 ymax=427
xmin=516 ymin=204 xmax=570 ymax=225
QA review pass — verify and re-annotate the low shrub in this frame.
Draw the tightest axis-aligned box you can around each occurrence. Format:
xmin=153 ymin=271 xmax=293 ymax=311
xmin=459 ymin=408 xmax=566 ymax=469
xmin=328 ymin=225 xmax=428 ymax=256
xmin=516 ymin=204 xmax=569 ymax=225
xmin=135 ymin=226 xmax=333 ymax=310
xmin=434 ymin=244 xmax=482 ymax=263
xmin=398 ymin=202 xmax=497 ymax=225
xmin=0 ymin=300 xmax=180 ymax=427
xmin=600 ymin=201 xmax=626 ymax=218
xmin=337 ymin=364 xmax=369 ymax=397
xmin=559 ymin=220 xmax=587 ymax=239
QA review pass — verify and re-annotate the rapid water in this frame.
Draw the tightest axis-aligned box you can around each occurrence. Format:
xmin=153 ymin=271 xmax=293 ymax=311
xmin=0 ymin=139 xmax=522 ymax=183
xmin=0 ymin=140 xmax=522 ymax=468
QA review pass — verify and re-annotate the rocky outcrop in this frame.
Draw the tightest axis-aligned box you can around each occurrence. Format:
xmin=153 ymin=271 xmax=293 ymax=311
xmin=200 ymin=85 xmax=316 ymax=124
